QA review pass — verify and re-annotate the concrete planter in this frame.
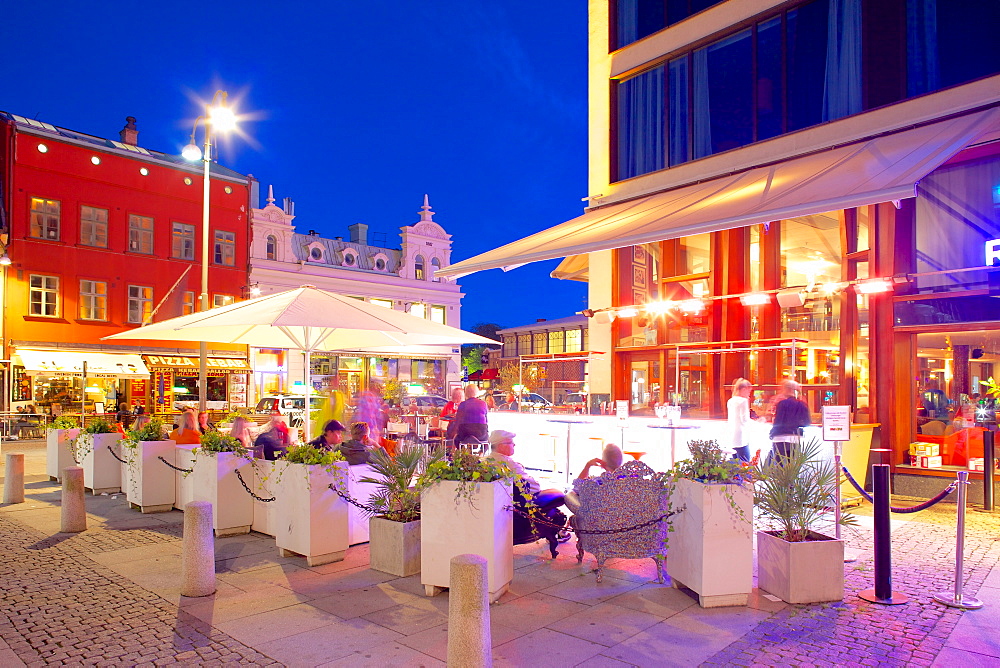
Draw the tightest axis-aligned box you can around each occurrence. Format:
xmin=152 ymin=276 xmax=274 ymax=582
xmin=122 ymin=440 xmax=176 ymax=513
xmin=420 ymin=479 xmax=513 ymax=601
xmin=346 ymin=464 xmax=380 ymax=545
xmin=369 ymin=517 xmax=421 ymax=577
xmin=173 ymin=445 xmax=198 ymax=511
xmin=46 ymin=428 xmax=79 ymax=481
xmin=251 ymin=459 xmax=278 ymax=537
xmin=666 ymin=478 xmax=753 ymax=607
xmin=757 ymin=530 xmax=845 ymax=604
xmin=273 ymin=460 xmax=349 ymax=566
xmin=191 ymin=451 xmax=253 ymax=537
xmin=79 ymin=432 xmax=123 ymax=494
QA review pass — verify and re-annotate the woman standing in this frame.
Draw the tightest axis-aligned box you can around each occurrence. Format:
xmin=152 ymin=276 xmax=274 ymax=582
xmin=727 ymin=378 xmax=754 ymax=463
xmin=454 ymin=384 xmax=489 ymax=446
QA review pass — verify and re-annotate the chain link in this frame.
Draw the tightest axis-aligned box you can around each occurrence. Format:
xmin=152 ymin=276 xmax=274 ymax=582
xmin=328 ymin=483 xmax=380 ymax=514
xmin=505 ymin=504 xmax=678 ymax=535
xmin=158 ymin=456 xmax=192 ymax=474
xmin=108 ymin=444 xmax=127 ymax=465
xmin=235 ymin=469 xmax=276 ymax=503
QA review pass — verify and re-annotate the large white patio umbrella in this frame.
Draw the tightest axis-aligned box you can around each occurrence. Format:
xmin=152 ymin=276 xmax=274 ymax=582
xmin=104 ymin=285 xmax=495 ymax=440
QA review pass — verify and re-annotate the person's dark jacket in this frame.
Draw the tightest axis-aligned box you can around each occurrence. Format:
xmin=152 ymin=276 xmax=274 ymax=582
xmin=338 ymin=438 xmax=375 ymax=465
xmin=254 ymin=429 xmax=288 ymax=461
xmin=769 ymin=396 xmax=811 ymax=439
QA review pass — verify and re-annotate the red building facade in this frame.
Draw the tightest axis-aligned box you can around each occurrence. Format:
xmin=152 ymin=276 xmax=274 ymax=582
xmin=0 ymin=113 xmax=252 ymax=415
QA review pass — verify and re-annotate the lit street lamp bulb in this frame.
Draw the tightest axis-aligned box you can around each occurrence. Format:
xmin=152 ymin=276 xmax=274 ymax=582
xmin=0 ymin=254 xmax=10 ymax=266
xmin=209 ymin=105 xmax=237 ymax=132
xmin=182 ymin=143 xmax=202 ymax=161
xmin=249 ymin=286 xmax=261 ymax=297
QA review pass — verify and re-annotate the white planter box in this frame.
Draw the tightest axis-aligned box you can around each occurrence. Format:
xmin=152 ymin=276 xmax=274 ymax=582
xmin=79 ymin=433 xmax=123 ymax=494
xmin=370 ymin=517 xmax=421 ymax=577
xmin=174 ymin=445 xmax=198 ymax=511
xmin=346 ymin=464 xmax=380 ymax=545
xmin=191 ymin=451 xmax=253 ymax=537
xmin=757 ymin=530 xmax=845 ymax=604
xmin=666 ymin=479 xmax=753 ymax=607
xmin=121 ymin=440 xmax=176 ymax=513
xmin=421 ymin=479 xmax=513 ymax=602
xmin=46 ymin=428 xmax=79 ymax=481
xmin=273 ymin=461 xmax=349 ymax=566
xmin=251 ymin=459 xmax=278 ymax=537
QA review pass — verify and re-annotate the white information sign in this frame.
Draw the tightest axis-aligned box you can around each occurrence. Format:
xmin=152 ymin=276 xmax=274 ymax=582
xmin=615 ymin=400 xmax=629 ymax=420
xmin=821 ymin=405 xmax=851 ymax=442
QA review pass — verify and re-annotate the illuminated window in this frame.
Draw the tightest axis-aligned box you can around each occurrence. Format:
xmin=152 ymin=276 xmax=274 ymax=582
xmin=127 ymin=285 xmax=152 ymax=324
xmin=183 ymin=291 xmax=195 ymax=315
xmin=128 ymin=215 xmax=154 ymax=254
xmin=79 ymin=280 xmax=107 ymax=321
xmin=30 ymin=198 xmax=60 ymax=240
xmin=370 ymin=298 xmax=393 ymax=309
xmin=29 ymin=274 xmax=59 ymax=316
xmin=430 ymin=305 xmax=446 ymax=324
xmin=414 ymin=255 xmax=425 ymax=280
xmin=214 ymin=230 xmax=235 ymax=266
xmin=80 ymin=206 xmax=108 ymax=248
xmin=566 ymin=329 xmax=583 ymax=352
xmin=213 ymin=294 xmax=235 ymax=308
xmin=172 ymin=222 xmax=195 ymax=260
xmin=410 ymin=303 xmax=426 ymax=319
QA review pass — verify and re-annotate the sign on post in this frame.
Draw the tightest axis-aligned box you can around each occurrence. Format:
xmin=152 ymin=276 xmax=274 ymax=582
xmin=821 ymin=405 xmax=851 ymax=442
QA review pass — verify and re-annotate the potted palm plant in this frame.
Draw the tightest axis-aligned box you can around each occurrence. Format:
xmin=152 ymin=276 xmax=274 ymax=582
xmin=419 ymin=450 xmax=515 ymax=602
xmin=120 ymin=417 xmax=175 ymax=513
xmin=46 ymin=415 xmax=79 ymax=482
xmin=71 ymin=416 xmax=123 ymax=494
xmin=666 ymin=439 xmax=754 ymax=607
xmin=360 ymin=443 xmax=441 ymax=577
xmin=272 ymin=443 xmax=349 ymax=566
xmin=753 ymin=437 xmax=853 ymax=604
xmin=190 ymin=431 xmax=253 ymax=537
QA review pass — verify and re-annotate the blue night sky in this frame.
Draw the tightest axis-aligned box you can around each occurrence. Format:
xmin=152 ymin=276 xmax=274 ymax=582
xmin=4 ymin=1 xmax=589 ymax=331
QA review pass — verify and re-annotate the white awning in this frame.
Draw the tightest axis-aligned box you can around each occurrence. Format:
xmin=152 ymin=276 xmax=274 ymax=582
xmin=550 ymin=255 xmax=589 ymax=282
xmin=14 ymin=350 xmax=150 ymax=379
xmin=438 ymin=108 xmax=1000 ymax=278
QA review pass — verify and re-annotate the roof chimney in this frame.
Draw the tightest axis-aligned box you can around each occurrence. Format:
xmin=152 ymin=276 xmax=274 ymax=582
xmin=119 ymin=116 xmax=138 ymax=146
xmin=283 ymin=197 xmax=295 ymax=216
xmin=536 ymin=318 xmax=547 ymax=323
xmin=348 ymin=222 xmax=368 ymax=245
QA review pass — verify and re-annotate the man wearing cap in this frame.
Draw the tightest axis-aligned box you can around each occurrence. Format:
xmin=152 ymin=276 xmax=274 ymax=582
xmin=487 ymin=430 xmax=540 ymax=496
xmin=309 ymin=419 xmax=347 ymax=452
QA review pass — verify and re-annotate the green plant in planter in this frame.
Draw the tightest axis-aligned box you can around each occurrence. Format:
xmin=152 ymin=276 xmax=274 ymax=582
xmin=359 ymin=443 xmax=443 ymax=523
xmin=69 ymin=416 xmax=119 ymax=464
xmin=194 ymin=431 xmax=246 ymax=456
xmin=668 ymin=438 xmax=755 ymax=527
xmin=48 ymin=415 xmax=79 ymax=431
xmin=118 ymin=418 xmax=167 ymax=496
xmin=752 ymin=437 xmax=855 ymax=542
xmin=273 ymin=443 xmax=347 ymax=489
xmin=421 ymin=449 xmax=517 ymax=504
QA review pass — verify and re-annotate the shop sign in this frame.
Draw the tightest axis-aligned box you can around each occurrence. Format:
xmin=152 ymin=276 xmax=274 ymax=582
xmin=986 ymin=239 xmax=1000 ymax=266
xmin=143 ymin=355 xmax=250 ymax=371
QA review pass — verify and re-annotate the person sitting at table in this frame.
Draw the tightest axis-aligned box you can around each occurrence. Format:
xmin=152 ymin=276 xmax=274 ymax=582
xmin=308 ymin=419 xmax=346 ymax=452
xmin=228 ymin=416 xmax=254 ymax=450
xmin=254 ymin=416 xmax=290 ymax=460
xmin=486 ymin=430 xmax=540 ymax=496
xmin=197 ymin=411 xmax=217 ymax=434
xmin=454 ymin=384 xmax=489 ymax=446
xmin=565 ymin=443 xmax=623 ymax=515
xmin=339 ymin=421 xmax=381 ymax=465
xmin=439 ymin=386 xmax=464 ymax=446
xmin=169 ymin=410 xmax=202 ymax=445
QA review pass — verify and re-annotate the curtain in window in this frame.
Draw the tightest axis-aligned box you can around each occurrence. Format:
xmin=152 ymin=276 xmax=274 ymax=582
xmin=822 ymin=0 xmax=862 ymax=121
xmin=692 ymin=47 xmax=711 ymax=159
xmin=668 ymin=56 xmax=689 ymax=166
xmin=617 ymin=0 xmax=639 ymax=50
xmin=906 ymin=0 xmax=939 ymax=96
xmin=617 ymin=66 xmax=665 ymax=180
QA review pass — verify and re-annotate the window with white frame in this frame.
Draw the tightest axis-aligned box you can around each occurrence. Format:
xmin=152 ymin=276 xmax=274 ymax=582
xmin=183 ymin=291 xmax=195 ymax=315
xmin=430 ymin=257 xmax=441 ymax=281
xmin=409 ymin=303 xmax=426 ymax=319
xmin=172 ymin=222 xmax=195 ymax=260
xmin=370 ymin=298 xmax=393 ymax=309
xmin=30 ymin=198 xmax=60 ymax=240
xmin=430 ymin=305 xmax=446 ymax=324
xmin=127 ymin=285 xmax=152 ymax=323
xmin=80 ymin=206 xmax=108 ymax=247
xmin=79 ymin=280 xmax=107 ymax=321
xmin=214 ymin=230 xmax=235 ymax=266
xmin=128 ymin=214 xmax=154 ymax=254
xmin=213 ymin=294 xmax=234 ymax=308
xmin=29 ymin=274 xmax=59 ymax=316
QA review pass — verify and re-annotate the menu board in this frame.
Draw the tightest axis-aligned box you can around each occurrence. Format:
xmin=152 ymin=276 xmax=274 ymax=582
xmin=821 ymin=405 xmax=851 ymax=442
xmin=228 ymin=374 xmax=248 ymax=408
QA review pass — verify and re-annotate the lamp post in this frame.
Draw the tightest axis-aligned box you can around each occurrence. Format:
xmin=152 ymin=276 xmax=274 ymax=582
xmin=182 ymin=91 xmax=237 ymax=413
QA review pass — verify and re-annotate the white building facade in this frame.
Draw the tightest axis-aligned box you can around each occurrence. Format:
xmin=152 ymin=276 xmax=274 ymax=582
xmin=249 ymin=188 xmax=464 ymax=402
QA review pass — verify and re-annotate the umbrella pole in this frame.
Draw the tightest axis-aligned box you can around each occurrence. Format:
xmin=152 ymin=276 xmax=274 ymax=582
xmin=303 ymin=350 xmax=311 ymax=444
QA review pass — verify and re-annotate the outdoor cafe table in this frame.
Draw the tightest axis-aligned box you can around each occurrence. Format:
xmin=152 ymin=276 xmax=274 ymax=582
xmin=546 ymin=418 xmax=593 ymax=483
xmin=647 ymin=423 xmax=697 ymax=468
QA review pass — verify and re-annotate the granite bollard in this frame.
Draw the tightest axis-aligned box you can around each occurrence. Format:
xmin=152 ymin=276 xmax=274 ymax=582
xmin=4 ymin=453 xmax=25 ymax=504
xmin=60 ymin=466 xmax=87 ymax=533
xmin=447 ymin=553 xmax=492 ymax=668
xmin=181 ymin=500 xmax=216 ymax=597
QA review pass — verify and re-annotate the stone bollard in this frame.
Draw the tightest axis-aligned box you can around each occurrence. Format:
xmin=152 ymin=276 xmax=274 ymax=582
xmin=60 ymin=466 xmax=87 ymax=533
xmin=181 ymin=501 xmax=216 ymax=597
xmin=4 ymin=453 xmax=25 ymax=504
xmin=447 ymin=554 xmax=492 ymax=668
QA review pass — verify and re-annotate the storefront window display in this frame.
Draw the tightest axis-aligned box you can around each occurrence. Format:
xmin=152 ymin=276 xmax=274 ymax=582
xmin=32 ymin=376 xmax=127 ymax=415
xmin=411 ymin=359 xmax=444 ymax=397
xmin=255 ymin=349 xmax=287 ymax=396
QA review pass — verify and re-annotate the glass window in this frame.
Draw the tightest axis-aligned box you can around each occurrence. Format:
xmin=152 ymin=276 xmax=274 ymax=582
xmin=430 ymin=305 xmax=446 ymax=324
xmin=533 ymin=332 xmax=547 ymax=355
xmin=128 ymin=215 xmax=154 ymax=254
xmin=370 ymin=298 xmax=393 ymax=309
xmin=617 ymin=65 xmax=665 ymax=180
xmin=266 ymin=235 xmax=276 ymax=260
xmin=183 ymin=291 xmax=195 ymax=315
xmin=127 ymin=285 xmax=152 ymax=324
xmin=410 ymin=303 xmax=426 ymax=319
xmin=80 ymin=206 xmax=108 ymax=247
xmin=414 ymin=255 xmax=425 ymax=280
xmin=756 ymin=16 xmax=784 ymax=141
xmin=786 ymin=0 xmax=830 ymax=132
xmin=172 ymin=222 xmax=195 ymax=260
xmin=566 ymin=329 xmax=583 ymax=353
xmin=668 ymin=56 xmax=689 ymax=166
xmin=548 ymin=330 xmax=566 ymax=354
xmin=213 ymin=294 xmax=234 ymax=308
xmin=781 ymin=214 xmax=843 ymax=336
xmin=30 ymin=198 xmax=60 ymax=240
xmin=616 ymin=0 xmax=725 ymax=49
xmin=214 ymin=230 xmax=235 ymax=266
xmin=29 ymin=274 xmax=59 ymax=316
xmin=431 ymin=257 xmax=441 ymax=281
xmin=79 ymin=280 xmax=107 ymax=321
xmin=908 ymin=0 xmax=1000 ymax=96
xmin=693 ymin=29 xmax=753 ymax=159
xmin=518 ymin=333 xmax=531 ymax=355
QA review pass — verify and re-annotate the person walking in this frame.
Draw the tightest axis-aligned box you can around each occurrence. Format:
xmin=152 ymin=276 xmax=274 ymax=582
xmin=769 ymin=379 xmax=811 ymax=462
xmin=727 ymin=378 xmax=755 ymax=463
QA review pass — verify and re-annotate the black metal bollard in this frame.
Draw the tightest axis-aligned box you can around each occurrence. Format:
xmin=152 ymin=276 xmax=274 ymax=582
xmin=984 ymin=430 xmax=994 ymax=512
xmin=858 ymin=464 xmax=908 ymax=605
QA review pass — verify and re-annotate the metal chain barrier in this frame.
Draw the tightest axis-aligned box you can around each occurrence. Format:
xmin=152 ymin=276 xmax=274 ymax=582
xmin=328 ymin=483 xmax=380 ymax=515
xmin=108 ymin=444 xmax=127 ymax=465
xmin=505 ymin=504 xmax=678 ymax=535
xmin=235 ymin=469 xmax=275 ymax=503
xmin=842 ymin=464 xmax=957 ymax=513
xmin=158 ymin=456 xmax=192 ymax=474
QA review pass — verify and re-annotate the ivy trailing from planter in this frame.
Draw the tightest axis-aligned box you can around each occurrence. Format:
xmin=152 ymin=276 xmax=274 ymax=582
xmin=69 ymin=416 xmax=118 ymax=464
xmin=119 ymin=418 xmax=167 ymax=497
xmin=421 ymin=449 xmax=518 ymax=506
xmin=668 ymin=438 xmax=754 ymax=528
xmin=271 ymin=443 xmax=347 ymax=491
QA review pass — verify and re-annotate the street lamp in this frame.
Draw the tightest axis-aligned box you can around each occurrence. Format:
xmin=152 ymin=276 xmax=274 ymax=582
xmin=183 ymin=90 xmax=236 ymax=413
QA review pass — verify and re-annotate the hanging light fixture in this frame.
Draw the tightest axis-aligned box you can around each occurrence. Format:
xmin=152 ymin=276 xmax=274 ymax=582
xmin=740 ymin=293 xmax=771 ymax=306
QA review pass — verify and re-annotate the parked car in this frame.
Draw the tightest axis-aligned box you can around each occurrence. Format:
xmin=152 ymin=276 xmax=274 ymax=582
xmin=404 ymin=395 xmax=448 ymax=410
xmin=253 ymin=395 xmax=326 ymax=427
xmin=490 ymin=392 xmax=552 ymax=412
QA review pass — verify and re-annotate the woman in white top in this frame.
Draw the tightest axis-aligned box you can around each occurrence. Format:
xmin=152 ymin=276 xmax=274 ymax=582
xmin=727 ymin=378 xmax=754 ymax=462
